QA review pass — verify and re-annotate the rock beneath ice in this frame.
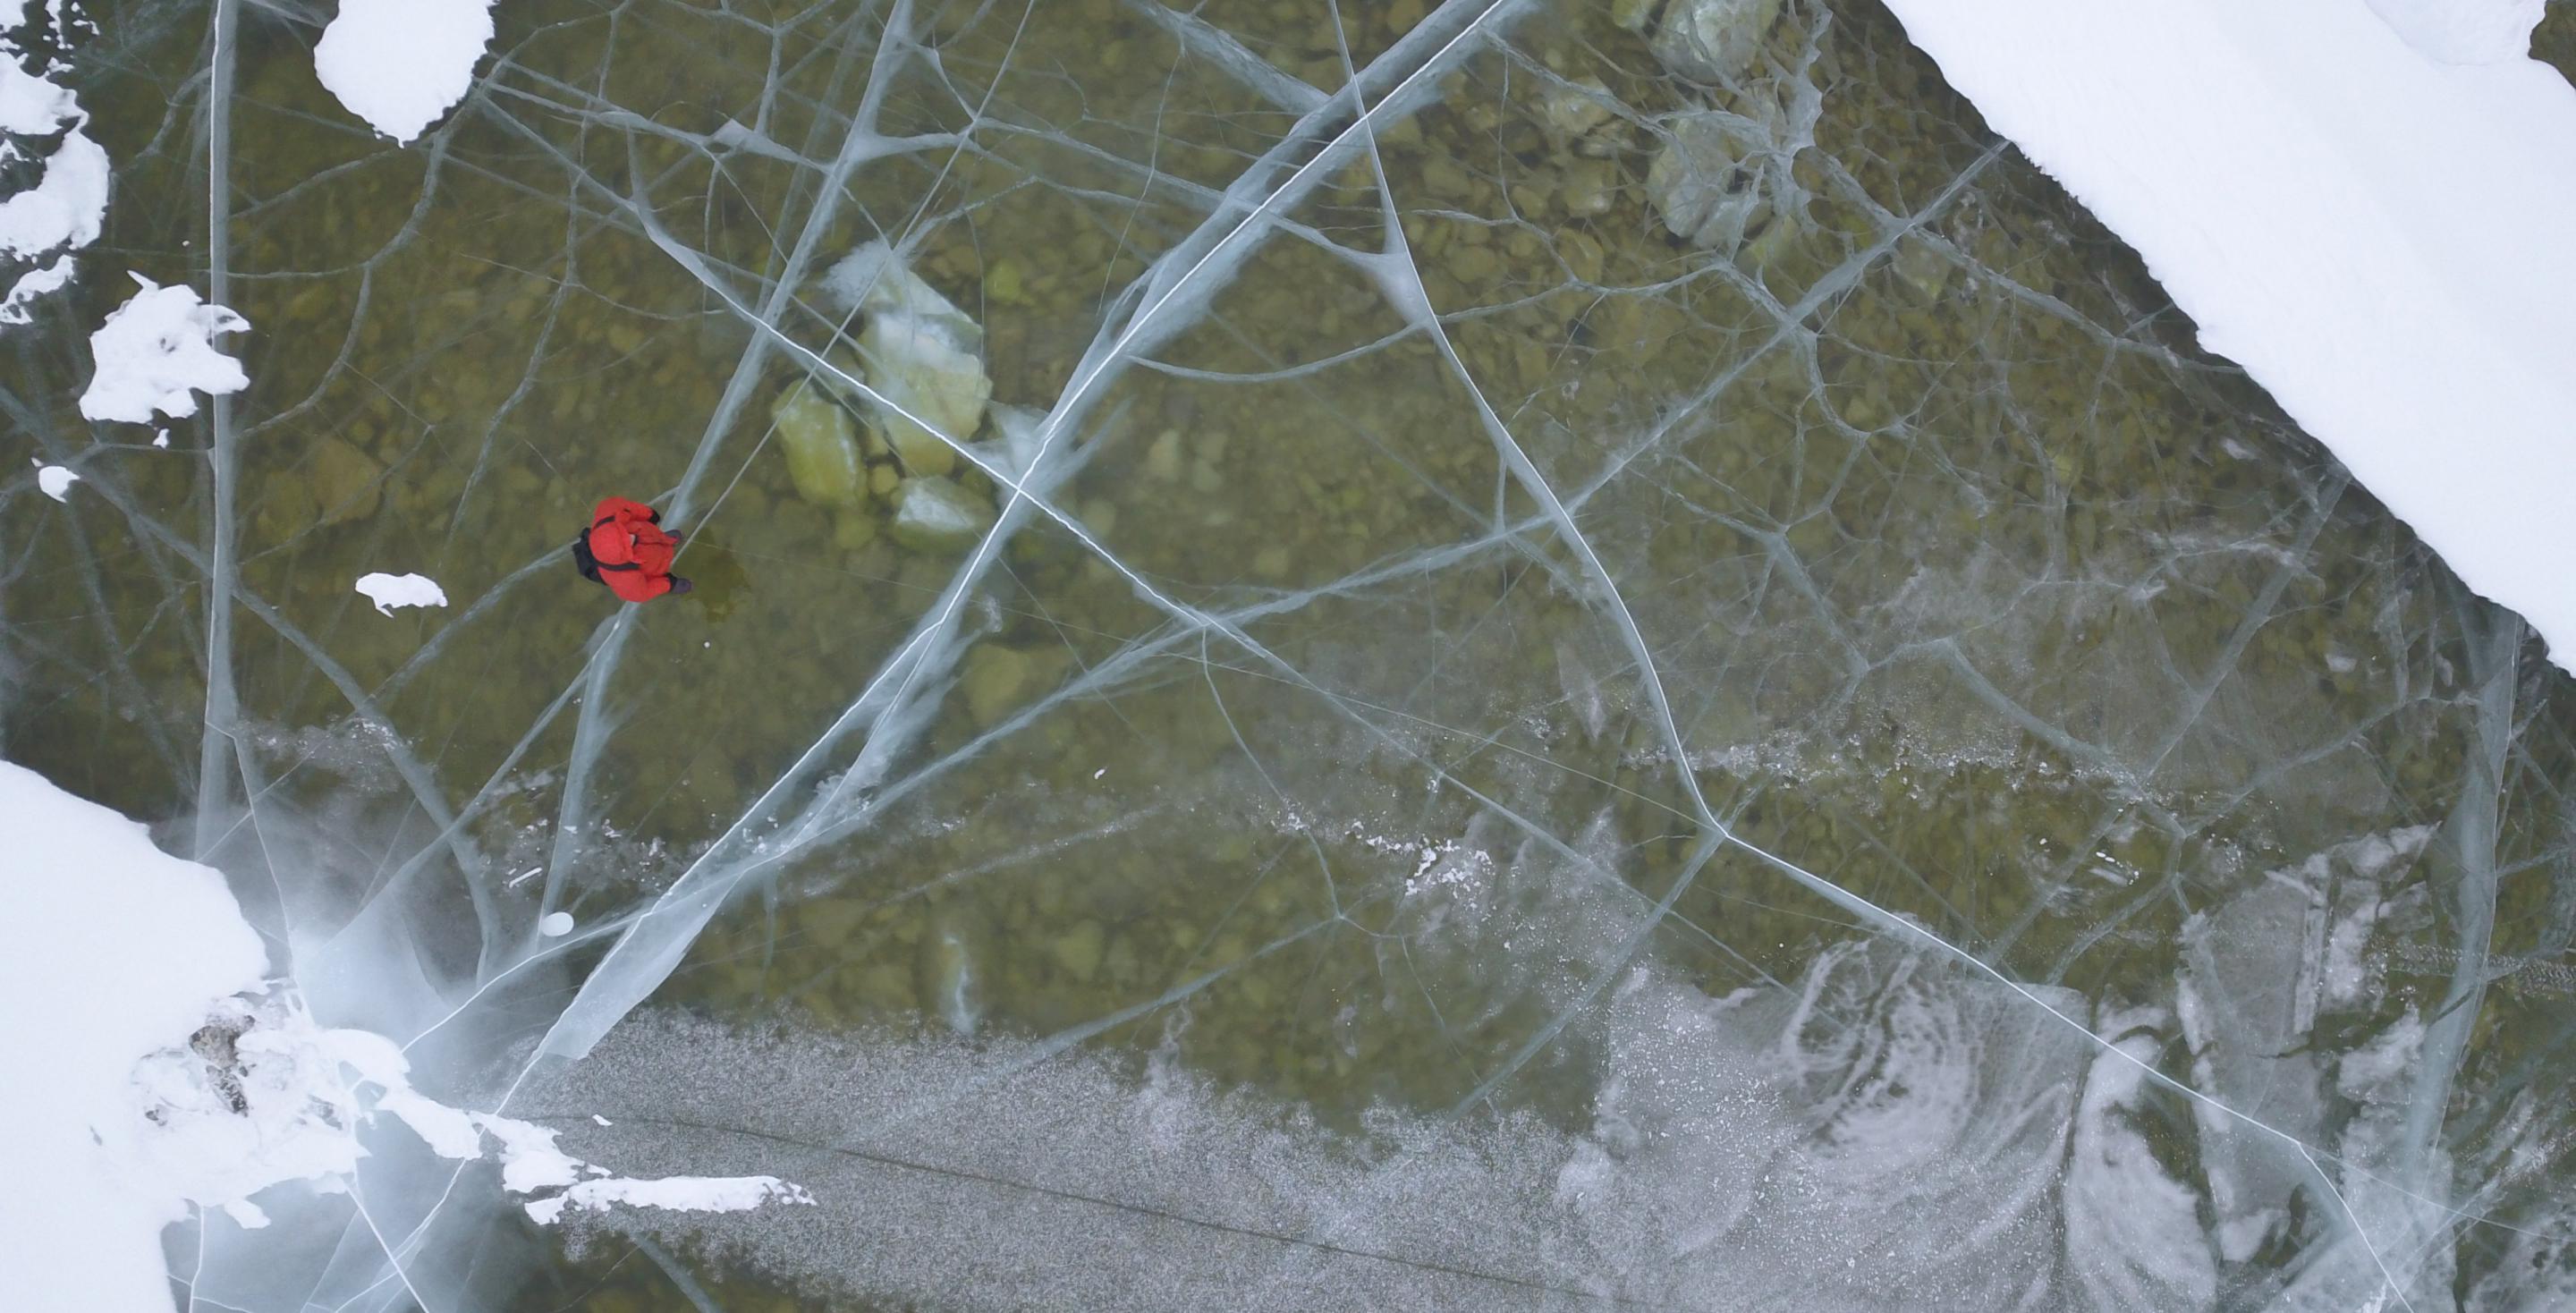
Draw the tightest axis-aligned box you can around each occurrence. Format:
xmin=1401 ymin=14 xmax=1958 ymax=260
xmin=1652 ymin=0 xmax=1782 ymax=82
xmin=1051 ymin=919 xmax=1106 ymax=984
xmin=819 ymin=241 xmax=985 ymax=348
xmin=353 ymin=572 xmax=448 ymax=615
xmin=769 ymin=379 xmax=865 ymax=509
xmin=538 ymin=912 xmax=574 ymax=937
xmin=77 ymin=274 xmax=250 ymax=425
xmin=860 ymin=312 xmax=985 ymax=478
xmin=961 ymin=643 xmax=1034 ymax=728
xmin=887 ymin=475 xmax=994 ymax=554
xmin=1648 ymin=114 xmax=1774 ymax=253
xmin=1537 ymin=76 xmax=1615 ymax=150
xmin=309 ymin=433 xmax=385 ymax=524
xmin=821 ymin=241 xmax=989 ymax=479
xmin=312 ymin=0 xmax=496 ymax=145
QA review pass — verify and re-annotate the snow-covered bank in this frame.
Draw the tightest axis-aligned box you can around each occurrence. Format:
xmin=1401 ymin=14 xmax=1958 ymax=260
xmin=0 ymin=763 xmax=808 ymax=1312
xmin=1879 ymin=0 xmax=2576 ymax=673
xmin=0 ymin=761 xmax=267 ymax=1313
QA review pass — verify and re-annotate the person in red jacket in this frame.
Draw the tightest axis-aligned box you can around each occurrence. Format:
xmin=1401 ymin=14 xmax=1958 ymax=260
xmin=573 ymin=496 xmax=692 ymax=601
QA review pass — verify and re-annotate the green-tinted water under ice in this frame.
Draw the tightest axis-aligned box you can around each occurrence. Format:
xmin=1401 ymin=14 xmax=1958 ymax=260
xmin=7 ymin=0 xmax=2576 ymax=1309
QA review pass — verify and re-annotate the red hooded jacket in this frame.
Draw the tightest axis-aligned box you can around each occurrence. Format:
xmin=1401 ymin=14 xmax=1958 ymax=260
xmin=586 ymin=496 xmax=679 ymax=602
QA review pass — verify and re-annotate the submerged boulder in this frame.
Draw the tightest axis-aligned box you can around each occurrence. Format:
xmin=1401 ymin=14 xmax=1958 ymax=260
xmin=821 ymin=241 xmax=991 ymax=479
xmin=1648 ymin=114 xmax=1773 ymax=251
xmin=769 ymin=379 xmax=865 ymax=508
xmin=887 ymin=474 xmax=995 ymax=554
xmin=1652 ymin=0 xmax=1783 ymax=82
xmin=1647 ymin=77 xmax=1816 ymax=263
xmin=860 ymin=313 xmax=984 ymax=478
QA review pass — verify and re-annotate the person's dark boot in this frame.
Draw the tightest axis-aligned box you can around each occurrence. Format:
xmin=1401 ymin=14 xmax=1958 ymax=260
xmin=668 ymin=577 xmax=695 ymax=596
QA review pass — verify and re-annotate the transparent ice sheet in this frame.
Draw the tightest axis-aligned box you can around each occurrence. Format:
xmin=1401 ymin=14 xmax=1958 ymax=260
xmin=4 ymin=1 xmax=2573 ymax=1309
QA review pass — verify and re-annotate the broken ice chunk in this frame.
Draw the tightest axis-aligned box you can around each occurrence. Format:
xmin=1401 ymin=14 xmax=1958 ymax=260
xmin=887 ymin=475 xmax=995 ymax=554
xmin=769 ymin=379 xmax=865 ymax=509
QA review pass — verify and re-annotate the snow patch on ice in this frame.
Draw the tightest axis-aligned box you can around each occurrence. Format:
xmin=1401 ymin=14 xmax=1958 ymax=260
xmin=1877 ymin=0 xmax=2576 ymax=673
xmin=32 ymin=457 xmax=75 ymax=499
xmin=0 ymin=12 xmax=106 ymax=322
xmin=353 ymin=572 xmax=448 ymax=615
xmin=523 ymin=1174 xmax=814 ymax=1227
xmin=313 ymin=0 xmax=496 ymax=146
xmin=77 ymin=273 xmax=250 ymax=424
xmin=1 ymin=250 xmax=72 ymax=323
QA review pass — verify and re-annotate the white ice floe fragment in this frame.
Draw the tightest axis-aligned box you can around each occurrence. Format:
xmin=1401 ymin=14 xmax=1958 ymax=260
xmin=312 ymin=0 xmax=496 ymax=145
xmin=32 ymin=458 xmax=75 ymax=499
xmin=77 ymin=273 xmax=249 ymax=424
xmin=523 ymin=1174 xmax=814 ymax=1227
xmin=0 ymin=760 xmax=268 ymax=1313
xmin=538 ymin=911 xmax=574 ymax=937
xmin=2365 ymin=0 xmax=2543 ymax=64
xmin=149 ymin=428 xmax=166 ymax=448
xmin=590 ymin=1114 xmax=613 ymax=1127
xmin=353 ymin=572 xmax=448 ymax=615
xmin=1878 ymin=0 xmax=2576 ymax=673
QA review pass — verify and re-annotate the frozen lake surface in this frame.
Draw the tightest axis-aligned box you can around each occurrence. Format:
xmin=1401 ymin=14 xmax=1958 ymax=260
xmin=4 ymin=1 xmax=2573 ymax=1309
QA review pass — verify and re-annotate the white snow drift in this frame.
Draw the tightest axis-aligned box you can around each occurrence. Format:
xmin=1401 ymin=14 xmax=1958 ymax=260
xmin=1878 ymin=0 xmax=2576 ymax=673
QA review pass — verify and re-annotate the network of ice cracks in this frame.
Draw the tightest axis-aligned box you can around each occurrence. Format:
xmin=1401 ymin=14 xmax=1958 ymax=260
xmin=4 ymin=0 xmax=2576 ymax=1309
